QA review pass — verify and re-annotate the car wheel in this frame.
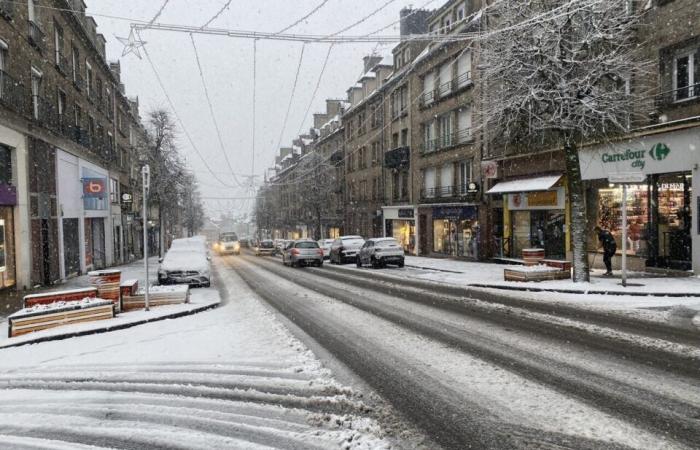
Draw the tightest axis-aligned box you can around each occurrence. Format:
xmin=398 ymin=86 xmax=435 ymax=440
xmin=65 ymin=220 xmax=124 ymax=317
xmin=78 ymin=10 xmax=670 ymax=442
xmin=371 ymin=257 xmax=380 ymax=269
xmin=203 ymin=281 xmax=211 ymax=288
xmin=318 ymin=261 xmax=323 ymax=267
xmin=398 ymin=259 xmax=405 ymax=268
xmin=356 ymin=256 xmax=362 ymax=268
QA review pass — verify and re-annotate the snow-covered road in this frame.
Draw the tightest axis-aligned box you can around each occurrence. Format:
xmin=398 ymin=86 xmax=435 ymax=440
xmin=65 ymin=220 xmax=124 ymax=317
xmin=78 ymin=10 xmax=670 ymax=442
xmin=225 ymin=252 xmax=700 ymax=449
xmin=0 ymin=263 xmax=401 ymax=449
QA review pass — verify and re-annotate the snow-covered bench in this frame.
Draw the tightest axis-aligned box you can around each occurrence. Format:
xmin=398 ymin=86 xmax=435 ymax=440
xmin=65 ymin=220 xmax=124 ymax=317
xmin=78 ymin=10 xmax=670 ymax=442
xmin=23 ymin=288 xmax=98 ymax=308
xmin=504 ymin=265 xmax=571 ymax=282
xmin=541 ymin=259 xmax=572 ymax=272
xmin=121 ymin=285 xmax=190 ymax=312
xmin=8 ymin=298 xmax=115 ymax=338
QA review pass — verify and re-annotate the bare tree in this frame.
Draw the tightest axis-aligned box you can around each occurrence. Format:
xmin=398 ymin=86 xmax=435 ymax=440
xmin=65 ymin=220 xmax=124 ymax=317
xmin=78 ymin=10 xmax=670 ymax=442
xmin=298 ymin=152 xmax=336 ymax=240
xmin=479 ymin=0 xmax=651 ymax=281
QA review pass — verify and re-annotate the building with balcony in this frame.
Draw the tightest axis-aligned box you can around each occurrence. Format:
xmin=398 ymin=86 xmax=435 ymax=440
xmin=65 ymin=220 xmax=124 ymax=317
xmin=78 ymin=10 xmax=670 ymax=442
xmin=0 ymin=0 xmax=143 ymax=290
xmin=410 ymin=0 xmax=484 ymax=260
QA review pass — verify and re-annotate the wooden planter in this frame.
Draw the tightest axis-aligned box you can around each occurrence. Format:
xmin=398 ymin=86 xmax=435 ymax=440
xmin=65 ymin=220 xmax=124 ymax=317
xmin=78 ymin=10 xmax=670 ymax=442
xmin=23 ymin=288 xmax=98 ymax=308
xmin=504 ymin=267 xmax=571 ymax=282
xmin=542 ymin=259 xmax=572 ymax=271
xmin=522 ymin=248 xmax=545 ymax=266
xmin=122 ymin=285 xmax=190 ymax=312
xmin=88 ymin=270 xmax=122 ymax=312
xmin=8 ymin=300 xmax=115 ymax=338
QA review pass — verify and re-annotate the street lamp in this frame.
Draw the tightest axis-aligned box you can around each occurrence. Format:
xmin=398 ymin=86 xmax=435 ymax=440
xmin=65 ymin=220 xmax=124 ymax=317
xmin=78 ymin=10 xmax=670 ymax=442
xmin=142 ymin=164 xmax=150 ymax=311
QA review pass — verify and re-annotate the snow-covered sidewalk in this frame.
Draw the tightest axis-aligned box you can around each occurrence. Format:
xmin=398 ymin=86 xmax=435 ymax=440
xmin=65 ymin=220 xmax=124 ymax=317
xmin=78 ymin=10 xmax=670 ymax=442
xmin=335 ymin=255 xmax=700 ymax=318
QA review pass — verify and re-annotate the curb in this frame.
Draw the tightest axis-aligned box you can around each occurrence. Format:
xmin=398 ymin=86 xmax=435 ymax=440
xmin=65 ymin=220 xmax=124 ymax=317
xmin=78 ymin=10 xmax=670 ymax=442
xmin=468 ymin=283 xmax=700 ymax=298
xmin=405 ymin=264 xmax=464 ymax=274
xmin=0 ymin=301 xmax=220 ymax=350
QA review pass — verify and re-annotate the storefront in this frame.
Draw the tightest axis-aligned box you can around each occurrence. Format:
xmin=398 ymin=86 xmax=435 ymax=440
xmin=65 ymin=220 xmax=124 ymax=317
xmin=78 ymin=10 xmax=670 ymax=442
xmin=0 ymin=187 xmax=16 ymax=290
xmin=431 ymin=205 xmax=479 ymax=259
xmin=579 ymin=126 xmax=699 ymax=272
xmin=487 ymin=175 xmax=569 ymax=260
xmin=382 ymin=206 xmax=416 ymax=254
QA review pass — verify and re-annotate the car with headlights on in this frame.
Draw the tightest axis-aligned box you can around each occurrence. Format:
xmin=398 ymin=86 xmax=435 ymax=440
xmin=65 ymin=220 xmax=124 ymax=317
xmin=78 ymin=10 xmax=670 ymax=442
xmin=357 ymin=237 xmax=405 ymax=268
xmin=282 ymin=239 xmax=324 ymax=267
xmin=329 ymin=235 xmax=365 ymax=264
xmin=215 ymin=232 xmax=240 ymax=255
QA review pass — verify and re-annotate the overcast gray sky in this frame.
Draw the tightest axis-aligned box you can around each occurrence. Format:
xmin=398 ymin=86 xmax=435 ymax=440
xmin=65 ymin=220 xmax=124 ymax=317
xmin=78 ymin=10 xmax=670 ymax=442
xmin=86 ymin=0 xmax=431 ymax=219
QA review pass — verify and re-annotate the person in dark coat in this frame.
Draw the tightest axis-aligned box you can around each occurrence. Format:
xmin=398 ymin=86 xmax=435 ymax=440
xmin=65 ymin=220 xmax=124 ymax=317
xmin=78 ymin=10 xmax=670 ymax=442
xmin=594 ymin=226 xmax=617 ymax=276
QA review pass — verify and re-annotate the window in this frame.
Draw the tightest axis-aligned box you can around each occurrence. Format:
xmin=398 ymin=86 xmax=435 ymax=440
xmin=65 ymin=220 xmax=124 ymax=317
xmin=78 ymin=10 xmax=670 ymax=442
xmin=30 ymin=67 xmax=42 ymax=119
xmin=423 ymin=167 xmax=436 ymax=198
xmin=27 ymin=0 xmax=36 ymax=23
xmin=423 ymin=71 xmax=435 ymax=105
xmin=438 ymin=113 xmax=452 ymax=148
xmin=457 ymin=107 xmax=472 ymax=143
xmin=423 ymin=120 xmax=436 ymax=152
xmin=458 ymin=160 xmax=472 ymax=194
xmin=440 ymin=163 xmax=453 ymax=195
xmin=457 ymin=5 xmax=465 ymax=21
xmin=456 ymin=50 xmax=472 ymax=88
xmin=57 ymin=89 xmax=66 ymax=128
xmin=0 ymin=40 xmax=7 ymax=98
xmin=392 ymin=133 xmax=399 ymax=149
xmin=85 ymin=61 xmax=92 ymax=97
xmin=54 ymin=25 xmax=63 ymax=66
xmin=439 ymin=62 xmax=452 ymax=97
xmin=71 ymin=46 xmax=79 ymax=82
xmin=442 ymin=17 xmax=451 ymax=32
xmin=110 ymin=178 xmax=119 ymax=203
xmin=674 ymin=49 xmax=700 ymax=101
xmin=0 ymin=144 xmax=12 ymax=185
xmin=74 ymin=103 xmax=81 ymax=128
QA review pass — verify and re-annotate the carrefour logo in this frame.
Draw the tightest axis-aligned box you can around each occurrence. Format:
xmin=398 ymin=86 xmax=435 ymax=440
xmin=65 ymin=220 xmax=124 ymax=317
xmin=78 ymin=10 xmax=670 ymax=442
xmin=649 ymin=143 xmax=670 ymax=161
xmin=601 ymin=143 xmax=670 ymax=170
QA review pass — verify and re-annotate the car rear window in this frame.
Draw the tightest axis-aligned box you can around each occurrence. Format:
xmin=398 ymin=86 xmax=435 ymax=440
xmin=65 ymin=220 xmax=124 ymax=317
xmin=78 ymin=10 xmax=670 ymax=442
xmin=342 ymin=238 xmax=364 ymax=245
xmin=296 ymin=242 xmax=319 ymax=249
xmin=261 ymin=241 xmax=274 ymax=248
xmin=376 ymin=240 xmax=400 ymax=248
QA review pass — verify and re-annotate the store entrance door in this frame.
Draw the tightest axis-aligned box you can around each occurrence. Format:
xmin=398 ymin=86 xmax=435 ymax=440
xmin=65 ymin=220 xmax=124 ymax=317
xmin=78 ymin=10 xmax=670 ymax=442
xmin=63 ymin=218 xmax=80 ymax=277
xmin=653 ymin=172 xmax=691 ymax=270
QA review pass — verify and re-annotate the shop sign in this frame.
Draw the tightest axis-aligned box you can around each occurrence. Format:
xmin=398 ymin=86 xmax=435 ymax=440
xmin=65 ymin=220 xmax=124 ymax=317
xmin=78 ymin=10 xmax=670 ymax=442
xmin=482 ymin=161 xmax=498 ymax=179
xmin=432 ymin=205 xmax=477 ymax=220
xmin=0 ymin=184 xmax=17 ymax=206
xmin=398 ymin=208 xmax=414 ymax=218
xmin=579 ymin=127 xmax=700 ymax=180
xmin=82 ymin=178 xmax=106 ymax=198
xmin=121 ymin=193 xmax=133 ymax=203
xmin=467 ymin=182 xmax=479 ymax=193
xmin=508 ymin=187 xmax=565 ymax=210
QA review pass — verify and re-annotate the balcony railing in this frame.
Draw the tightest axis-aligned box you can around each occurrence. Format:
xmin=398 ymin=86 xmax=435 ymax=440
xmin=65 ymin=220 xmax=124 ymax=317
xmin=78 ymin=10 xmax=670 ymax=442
xmin=453 ymin=71 xmax=472 ymax=90
xmin=0 ymin=70 xmax=27 ymax=114
xmin=28 ymin=21 xmax=45 ymax=52
xmin=419 ymin=89 xmax=437 ymax=108
xmin=31 ymin=94 xmax=60 ymax=130
xmin=421 ymin=128 xmax=472 ymax=154
xmin=421 ymin=183 xmax=474 ymax=201
xmin=0 ymin=0 xmax=14 ymax=19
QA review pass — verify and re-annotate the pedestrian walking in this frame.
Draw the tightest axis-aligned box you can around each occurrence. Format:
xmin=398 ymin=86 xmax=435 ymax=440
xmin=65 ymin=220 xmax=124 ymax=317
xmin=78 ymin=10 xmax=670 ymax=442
xmin=594 ymin=226 xmax=617 ymax=276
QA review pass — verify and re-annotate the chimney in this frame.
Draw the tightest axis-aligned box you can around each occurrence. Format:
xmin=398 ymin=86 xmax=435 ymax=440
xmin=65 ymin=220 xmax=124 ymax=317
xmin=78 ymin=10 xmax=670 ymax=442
xmin=363 ymin=55 xmax=383 ymax=73
xmin=313 ymin=113 xmax=328 ymax=130
xmin=326 ymin=99 xmax=343 ymax=117
xmin=400 ymin=7 xmax=432 ymax=37
xmin=109 ymin=61 xmax=121 ymax=83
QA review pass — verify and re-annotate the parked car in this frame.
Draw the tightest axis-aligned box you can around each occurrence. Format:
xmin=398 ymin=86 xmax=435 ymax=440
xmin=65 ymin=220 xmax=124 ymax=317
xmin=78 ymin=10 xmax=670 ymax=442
xmin=214 ymin=232 xmax=240 ymax=255
xmin=357 ymin=237 xmax=405 ymax=268
xmin=255 ymin=239 xmax=276 ymax=256
xmin=329 ymin=235 xmax=365 ymax=264
xmin=158 ymin=236 xmax=211 ymax=287
xmin=318 ymin=239 xmax=334 ymax=260
xmin=273 ymin=239 xmax=288 ymax=255
xmin=282 ymin=239 xmax=324 ymax=267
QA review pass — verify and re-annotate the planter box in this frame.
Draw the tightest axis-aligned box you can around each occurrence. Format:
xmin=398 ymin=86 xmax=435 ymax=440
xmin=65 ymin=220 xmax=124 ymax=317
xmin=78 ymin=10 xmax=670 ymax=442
xmin=8 ymin=299 xmax=114 ymax=338
xmin=120 ymin=279 xmax=139 ymax=298
xmin=522 ymin=248 xmax=545 ymax=266
xmin=122 ymin=285 xmax=190 ymax=312
xmin=504 ymin=267 xmax=571 ymax=282
xmin=23 ymin=288 xmax=98 ymax=308
xmin=89 ymin=270 xmax=122 ymax=312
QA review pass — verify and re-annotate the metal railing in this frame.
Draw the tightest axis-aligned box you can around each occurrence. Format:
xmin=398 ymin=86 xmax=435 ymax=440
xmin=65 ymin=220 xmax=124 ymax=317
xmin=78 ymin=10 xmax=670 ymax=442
xmin=0 ymin=70 xmax=27 ymax=114
xmin=55 ymin=53 xmax=69 ymax=76
xmin=31 ymin=94 xmax=60 ymax=130
xmin=73 ymin=72 xmax=84 ymax=91
xmin=656 ymin=83 xmax=700 ymax=105
xmin=421 ymin=128 xmax=472 ymax=154
xmin=28 ymin=21 xmax=45 ymax=52
xmin=419 ymin=89 xmax=437 ymax=108
xmin=453 ymin=71 xmax=472 ymax=91
xmin=420 ymin=183 xmax=474 ymax=200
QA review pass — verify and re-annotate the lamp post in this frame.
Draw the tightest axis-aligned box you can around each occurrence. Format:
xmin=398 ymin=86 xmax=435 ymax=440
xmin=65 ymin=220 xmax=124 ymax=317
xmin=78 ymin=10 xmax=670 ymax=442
xmin=142 ymin=164 xmax=150 ymax=311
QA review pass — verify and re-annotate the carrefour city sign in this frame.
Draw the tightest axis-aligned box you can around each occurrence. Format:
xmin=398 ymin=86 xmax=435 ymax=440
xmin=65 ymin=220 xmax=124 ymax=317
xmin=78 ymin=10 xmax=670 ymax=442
xmin=600 ymin=143 xmax=670 ymax=170
xmin=579 ymin=127 xmax=698 ymax=181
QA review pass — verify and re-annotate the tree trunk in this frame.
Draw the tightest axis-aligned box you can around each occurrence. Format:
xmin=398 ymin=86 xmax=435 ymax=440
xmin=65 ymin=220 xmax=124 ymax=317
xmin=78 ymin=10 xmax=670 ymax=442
xmin=159 ymin=204 xmax=165 ymax=258
xmin=563 ymin=137 xmax=590 ymax=282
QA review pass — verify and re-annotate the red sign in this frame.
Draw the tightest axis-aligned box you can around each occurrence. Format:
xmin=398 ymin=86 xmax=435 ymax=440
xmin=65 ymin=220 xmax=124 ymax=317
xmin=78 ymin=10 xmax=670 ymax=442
xmin=83 ymin=178 xmax=106 ymax=198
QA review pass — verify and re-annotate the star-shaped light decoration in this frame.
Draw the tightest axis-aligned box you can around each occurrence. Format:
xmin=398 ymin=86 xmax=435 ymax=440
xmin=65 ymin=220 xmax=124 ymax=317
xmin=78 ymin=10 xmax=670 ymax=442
xmin=116 ymin=28 xmax=146 ymax=59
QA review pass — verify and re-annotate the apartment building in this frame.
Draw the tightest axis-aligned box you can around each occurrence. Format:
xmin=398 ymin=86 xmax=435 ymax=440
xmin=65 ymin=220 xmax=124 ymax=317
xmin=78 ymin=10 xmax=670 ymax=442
xmin=0 ymin=0 xmax=143 ymax=290
xmin=411 ymin=0 xmax=484 ymax=259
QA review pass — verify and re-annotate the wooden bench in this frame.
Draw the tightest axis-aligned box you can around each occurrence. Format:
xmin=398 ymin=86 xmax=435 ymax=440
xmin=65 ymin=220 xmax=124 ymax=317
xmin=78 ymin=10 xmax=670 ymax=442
xmin=522 ymin=248 xmax=545 ymax=266
xmin=122 ymin=285 xmax=190 ymax=312
xmin=120 ymin=279 xmax=139 ymax=298
xmin=23 ymin=288 xmax=98 ymax=308
xmin=504 ymin=266 xmax=571 ymax=282
xmin=8 ymin=299 xmax=115 ymax=338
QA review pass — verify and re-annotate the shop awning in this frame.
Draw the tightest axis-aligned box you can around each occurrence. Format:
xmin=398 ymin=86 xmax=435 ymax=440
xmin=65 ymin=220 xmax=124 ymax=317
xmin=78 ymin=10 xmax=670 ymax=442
xmin=486 ymin=175 xmax=562 ymax=194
